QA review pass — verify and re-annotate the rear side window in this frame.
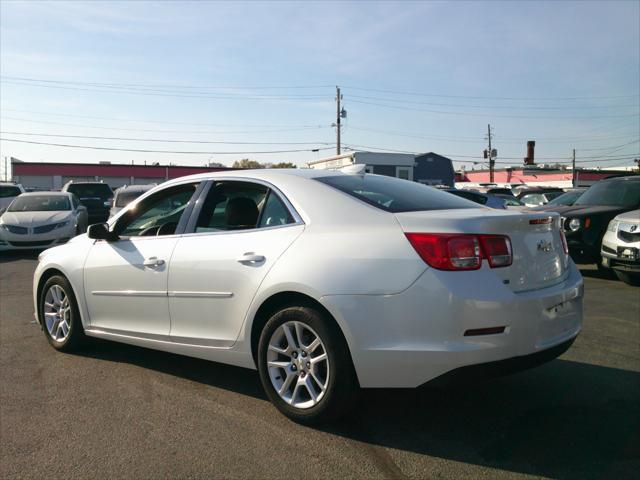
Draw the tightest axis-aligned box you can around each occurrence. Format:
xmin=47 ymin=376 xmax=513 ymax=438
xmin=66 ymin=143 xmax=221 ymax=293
xmin=195 ymin=181 xmax=269 ymax=232
xmin=315 ymin=175 xmax=474 ymax=213
xmin=0 ymin=186 xmax=21 ymax=198
xmin=66 ymin=183 xmax=113 ymax=199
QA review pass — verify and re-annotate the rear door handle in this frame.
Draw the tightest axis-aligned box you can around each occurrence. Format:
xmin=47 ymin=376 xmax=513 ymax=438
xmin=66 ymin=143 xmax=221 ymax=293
xmin=237 ymin=252 xmax=265 ymax=264
xmin=143 ymin=257 xmax=165 ymax=267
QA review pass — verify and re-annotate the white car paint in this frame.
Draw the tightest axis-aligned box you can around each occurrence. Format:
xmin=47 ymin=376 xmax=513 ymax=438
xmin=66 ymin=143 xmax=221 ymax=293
xmin=0 ymin=192 xmax=88 ymax=251
xmin=601 ymin=209 xmax=640 ymax=271
xmin=33 ymin=169 xmax=583 ymax=388
xmin=0 ymin=182 xmax=25 ymax=214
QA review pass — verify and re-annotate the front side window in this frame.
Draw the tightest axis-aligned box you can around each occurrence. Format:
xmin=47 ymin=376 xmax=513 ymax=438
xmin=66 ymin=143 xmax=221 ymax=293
xmin=8 ymin=195 xmax=71 ymax=212
xmin=116 ymin=183 xmax=198 ymax=237
xmin=195 ymin=181 xmax=269 ymax=232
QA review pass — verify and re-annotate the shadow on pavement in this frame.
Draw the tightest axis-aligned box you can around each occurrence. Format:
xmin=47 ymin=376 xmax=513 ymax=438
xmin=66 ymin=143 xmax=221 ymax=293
xmin=0 ymin=250 xmax=40 ymax=262
xmin=73 ymin=340 xmax=639 ymax=479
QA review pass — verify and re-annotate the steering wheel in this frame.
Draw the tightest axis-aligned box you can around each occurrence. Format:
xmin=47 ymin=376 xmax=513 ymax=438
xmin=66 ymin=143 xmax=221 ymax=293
xmin=138 ymin=225 xmax=160 ymax=236
xmin=156 ymin=221 xmax=178 ymax=236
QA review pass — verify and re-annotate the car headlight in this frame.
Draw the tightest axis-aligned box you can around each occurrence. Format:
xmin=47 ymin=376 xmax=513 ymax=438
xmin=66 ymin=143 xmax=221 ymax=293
xmin=607 ymin=220 xmax=619 ymax=233
xmin=568 ymin=218 xmax=581 ymax=232
xmin=53 ymin=220 xmax=71 ymax=230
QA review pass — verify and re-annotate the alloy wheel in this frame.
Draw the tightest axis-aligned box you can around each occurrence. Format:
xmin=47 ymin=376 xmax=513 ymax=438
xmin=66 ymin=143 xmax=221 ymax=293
xmin=267 ymin=321 xmax=329 ymax=409
xmin=43 ymin=285 xmax=71 ymax=343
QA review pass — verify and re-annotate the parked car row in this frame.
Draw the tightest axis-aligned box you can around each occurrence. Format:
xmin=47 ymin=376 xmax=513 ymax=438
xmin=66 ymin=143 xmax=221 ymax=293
xmin=0 ymin=181 xmax=156 ymax=251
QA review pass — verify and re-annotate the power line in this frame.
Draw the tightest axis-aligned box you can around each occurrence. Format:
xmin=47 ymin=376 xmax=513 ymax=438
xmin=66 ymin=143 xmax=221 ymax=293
xmin=0 ymin=116 xmax=331 ymax=135
xmin=342 ymin=85 xmax=640 ymax=101
xmin=346 ymin=93 xmax=637 ymax=110
xmin=0 ymin=108 xmax=329 ymax=128
xmin=0 ymin=75 xmax=335 ymax=90
xmin=0 ymin=131 xmax=334 ymax=146
xmin=348 ymin=98 xmax=640 ymax=119
xmin=0 ymin=137 xmax=336 ymax=155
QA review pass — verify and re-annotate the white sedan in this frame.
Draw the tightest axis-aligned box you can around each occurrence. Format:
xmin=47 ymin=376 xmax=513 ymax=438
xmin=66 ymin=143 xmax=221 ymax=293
xmin=33 ymin=169 xmax=583 ymax=423
xmin=0 ymin=192 xmax=88 ymax=251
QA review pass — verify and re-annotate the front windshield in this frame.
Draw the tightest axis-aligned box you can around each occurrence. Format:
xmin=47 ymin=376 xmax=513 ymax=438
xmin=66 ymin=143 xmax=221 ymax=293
xmin=574 ymin=180 xmax=640 ymax=207
xmin=8 ymin=195 xmax=71 ymax=212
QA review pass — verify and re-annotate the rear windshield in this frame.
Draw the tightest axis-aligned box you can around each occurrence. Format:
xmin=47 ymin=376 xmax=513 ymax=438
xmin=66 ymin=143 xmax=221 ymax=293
xmin=0 ymin=186 xmax=22 ymax=198
xmin=315 ymin=175 xmax=474 ymax=213
xmin=575 ymin=179 xmax=640 ymax=207
xmin=115 ymin=190 xmax=146 ymax=207
xmin=8 ymin=195 xmax=71 ymax=212
xmin=66 ymin=183 xmax=113 ymax=199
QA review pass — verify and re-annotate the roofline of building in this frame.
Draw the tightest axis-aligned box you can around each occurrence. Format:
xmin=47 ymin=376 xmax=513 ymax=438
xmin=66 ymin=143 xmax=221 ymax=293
xmin=10 ymin=160 xmax=235 ymax=170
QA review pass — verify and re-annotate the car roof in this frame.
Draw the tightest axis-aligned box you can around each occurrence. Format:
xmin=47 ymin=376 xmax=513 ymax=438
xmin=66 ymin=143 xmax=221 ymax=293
xmin=18 ymin=191 xmax=72 ymax=197
xmin=161 ymin=168 xmax=348 ymax=187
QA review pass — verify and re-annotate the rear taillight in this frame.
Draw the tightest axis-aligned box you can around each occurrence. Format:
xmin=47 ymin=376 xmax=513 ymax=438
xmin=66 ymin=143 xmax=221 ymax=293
xmin=479 ymin=235 xmax=512 ymax=268
xmin=405 ymin=233 xmax=512 ymax=271
xmin=560 ymin=228 xmax=569 ymax=255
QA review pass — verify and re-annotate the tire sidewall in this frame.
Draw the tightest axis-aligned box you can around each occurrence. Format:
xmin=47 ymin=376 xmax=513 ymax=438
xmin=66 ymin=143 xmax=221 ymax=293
xmin=257 ymin=306 xmax=356 ymax=423
xmin=40 ymin=275 xmax=83 ymax=351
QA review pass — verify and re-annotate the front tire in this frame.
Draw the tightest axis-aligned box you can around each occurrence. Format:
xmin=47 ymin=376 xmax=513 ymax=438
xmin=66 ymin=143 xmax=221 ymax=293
xmin=257 ymin=305 xmax=359 ymax=424
xmin=40 ymin=275 xmax=86 ymax=351
xmin=614 ymin=270 xmax=640 ymax=286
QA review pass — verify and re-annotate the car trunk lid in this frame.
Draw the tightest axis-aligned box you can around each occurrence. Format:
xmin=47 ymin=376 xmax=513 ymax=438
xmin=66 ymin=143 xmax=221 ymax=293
xmin=394 ymin=208 xmax=569 ymax=293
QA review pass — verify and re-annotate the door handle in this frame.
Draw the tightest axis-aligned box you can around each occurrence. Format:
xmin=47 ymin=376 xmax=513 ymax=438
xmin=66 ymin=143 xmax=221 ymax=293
xmin=237 ymin=252 xmax=265 ymax=264
xmin=143 ymin=257 xmax=165 ymax=267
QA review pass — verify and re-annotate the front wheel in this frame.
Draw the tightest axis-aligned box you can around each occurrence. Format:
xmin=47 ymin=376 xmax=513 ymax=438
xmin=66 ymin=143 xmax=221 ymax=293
xmin=614 ymin=270 xmax=640 ymax=286
xmin=257 ymin=306 xmax=359 ymax=424
xmin=40 ymin=275 xmax=86 ymax=351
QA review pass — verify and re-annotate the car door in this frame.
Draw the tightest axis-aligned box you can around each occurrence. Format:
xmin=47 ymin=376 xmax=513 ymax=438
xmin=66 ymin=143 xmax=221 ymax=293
xmin=167 ymin=180 xmax=304 ymax=346
xmin=83 ymin=181 xmax=201 ymax=337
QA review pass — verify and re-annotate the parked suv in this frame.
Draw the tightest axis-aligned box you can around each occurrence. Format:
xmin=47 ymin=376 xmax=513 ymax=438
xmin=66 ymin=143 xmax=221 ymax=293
xmin=540 ymin=176 xmax=640 ymax=265
xmin=62 ymin=181 xmax=113 ymax=224
xmin=110 ymin=184 xmax=156 ymax=218
xmin=0 ymin=182 xmax=25 ymax=214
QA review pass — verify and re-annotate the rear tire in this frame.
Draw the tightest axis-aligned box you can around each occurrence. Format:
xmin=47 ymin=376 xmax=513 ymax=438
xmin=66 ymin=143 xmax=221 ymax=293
xmin=257 ymin=305 xmax=359 ymax=424
xmin=614 ymin=270 xmax=640 ymax=286
xmin=40 ymin=275 xmax=86 ymax=351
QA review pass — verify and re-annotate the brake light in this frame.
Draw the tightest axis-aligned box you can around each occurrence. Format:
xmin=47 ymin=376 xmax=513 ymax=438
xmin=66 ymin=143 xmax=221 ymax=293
xmin=405 ymin=233 xmax=512 ymax=271
xmin=560 ymin=228 xmax=569 ymax=255
xmin=479 ymin=235 xmax=513 ymax=267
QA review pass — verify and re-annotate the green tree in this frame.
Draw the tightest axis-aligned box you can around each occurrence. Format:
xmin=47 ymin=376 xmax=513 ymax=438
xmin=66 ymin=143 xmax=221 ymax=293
xmin=269 ymin=162 xmax=297 ymax=169
xmin=231 ymin=159 xmax=265 ymax=169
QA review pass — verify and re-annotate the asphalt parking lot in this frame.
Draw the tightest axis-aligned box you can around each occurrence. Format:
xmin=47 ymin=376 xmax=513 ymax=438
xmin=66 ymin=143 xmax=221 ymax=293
xmin=0 ymin=253 xmax=638 ymax=479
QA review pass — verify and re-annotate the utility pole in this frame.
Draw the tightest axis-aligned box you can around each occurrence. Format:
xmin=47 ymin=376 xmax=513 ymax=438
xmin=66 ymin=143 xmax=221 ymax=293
xmin=487 ymin=124 xmax=494 ymax=183
xmin=572 ymin=149 xmax=576 ymax=187
xmin=336 ymin=86 xmax=342 ymax=155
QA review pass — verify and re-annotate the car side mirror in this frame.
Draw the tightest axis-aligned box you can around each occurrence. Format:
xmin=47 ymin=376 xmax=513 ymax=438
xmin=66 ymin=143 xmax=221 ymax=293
xmin=87 ymin=223 xmax=117 ymax=241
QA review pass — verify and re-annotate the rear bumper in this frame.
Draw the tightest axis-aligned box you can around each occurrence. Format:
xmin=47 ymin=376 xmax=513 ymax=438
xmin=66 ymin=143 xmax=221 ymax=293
xmin=425 ymin=336 xmax=576 ymax=386
xmin=321 ymin=262 xmax=583 ymax=388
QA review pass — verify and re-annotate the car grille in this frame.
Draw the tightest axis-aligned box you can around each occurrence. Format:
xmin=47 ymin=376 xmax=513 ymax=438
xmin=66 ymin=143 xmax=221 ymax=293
xmin=4 ymin=225 xmax=28 ymax=234
xmin=8 ymin=240 xmax=53 ymax=247
xmin=618 ymin=229 xmax=640 ymax=243
xmin=33 ymin=224 xmax=57 ymax=234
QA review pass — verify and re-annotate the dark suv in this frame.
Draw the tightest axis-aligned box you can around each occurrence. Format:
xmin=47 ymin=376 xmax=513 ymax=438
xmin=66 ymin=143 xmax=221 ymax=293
xmin=62 ymin=181 xmax=114 ymax=224
xmin=538 ymin=176 xmax=640 ymax=265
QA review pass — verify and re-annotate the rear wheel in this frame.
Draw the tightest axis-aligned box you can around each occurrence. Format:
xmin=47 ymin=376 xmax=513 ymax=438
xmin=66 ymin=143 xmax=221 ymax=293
xmin=40 ymin=275 xmax=86 ymax=351
xmin=614 ymin=270 xmax=640 ymax=286
xmin=257 ymin=305 xmax=359 ymax=424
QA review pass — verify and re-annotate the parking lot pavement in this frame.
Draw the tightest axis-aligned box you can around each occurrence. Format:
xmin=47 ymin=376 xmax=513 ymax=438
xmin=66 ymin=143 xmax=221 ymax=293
xmin=0 ymin=253 xmax=638 ymax=479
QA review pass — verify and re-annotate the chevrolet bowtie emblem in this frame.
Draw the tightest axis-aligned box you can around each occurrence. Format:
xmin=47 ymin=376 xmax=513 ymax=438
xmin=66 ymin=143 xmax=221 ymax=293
xmin=537 ymin=240 xmax=553 ymax=253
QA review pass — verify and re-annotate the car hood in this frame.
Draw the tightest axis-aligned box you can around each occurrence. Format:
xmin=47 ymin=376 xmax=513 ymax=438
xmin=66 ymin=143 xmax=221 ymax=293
xmin=613 ymin=209 xmax=640 ymax=223
xmin=533 ymin=204 xmax=629 ymax=217
xmin=0 ymin=210 xmax=73 ymax=227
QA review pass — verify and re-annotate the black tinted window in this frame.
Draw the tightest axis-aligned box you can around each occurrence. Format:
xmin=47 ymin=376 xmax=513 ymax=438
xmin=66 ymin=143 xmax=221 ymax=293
xmin=315 ymin=175 xmax=474 ymax=213
xmin=0 ymin=186 xmax=21 ymax=198
xmin=66 ymin=183 xmax=113 ymax=199
xmin=115 ymin=190 xmax=146 ymax=207
xmin=575 ymin=180 xmax=640 ymax=208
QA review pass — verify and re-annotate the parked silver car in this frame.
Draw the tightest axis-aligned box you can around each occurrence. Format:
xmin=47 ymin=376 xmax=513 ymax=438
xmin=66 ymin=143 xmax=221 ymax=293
xmin=110 ymin=184 xmax=156 ymax=218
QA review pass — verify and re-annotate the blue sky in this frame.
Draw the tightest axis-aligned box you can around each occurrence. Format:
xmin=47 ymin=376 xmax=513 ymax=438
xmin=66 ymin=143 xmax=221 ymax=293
xmin=0 ymin=0 xmax=638 ymax=170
